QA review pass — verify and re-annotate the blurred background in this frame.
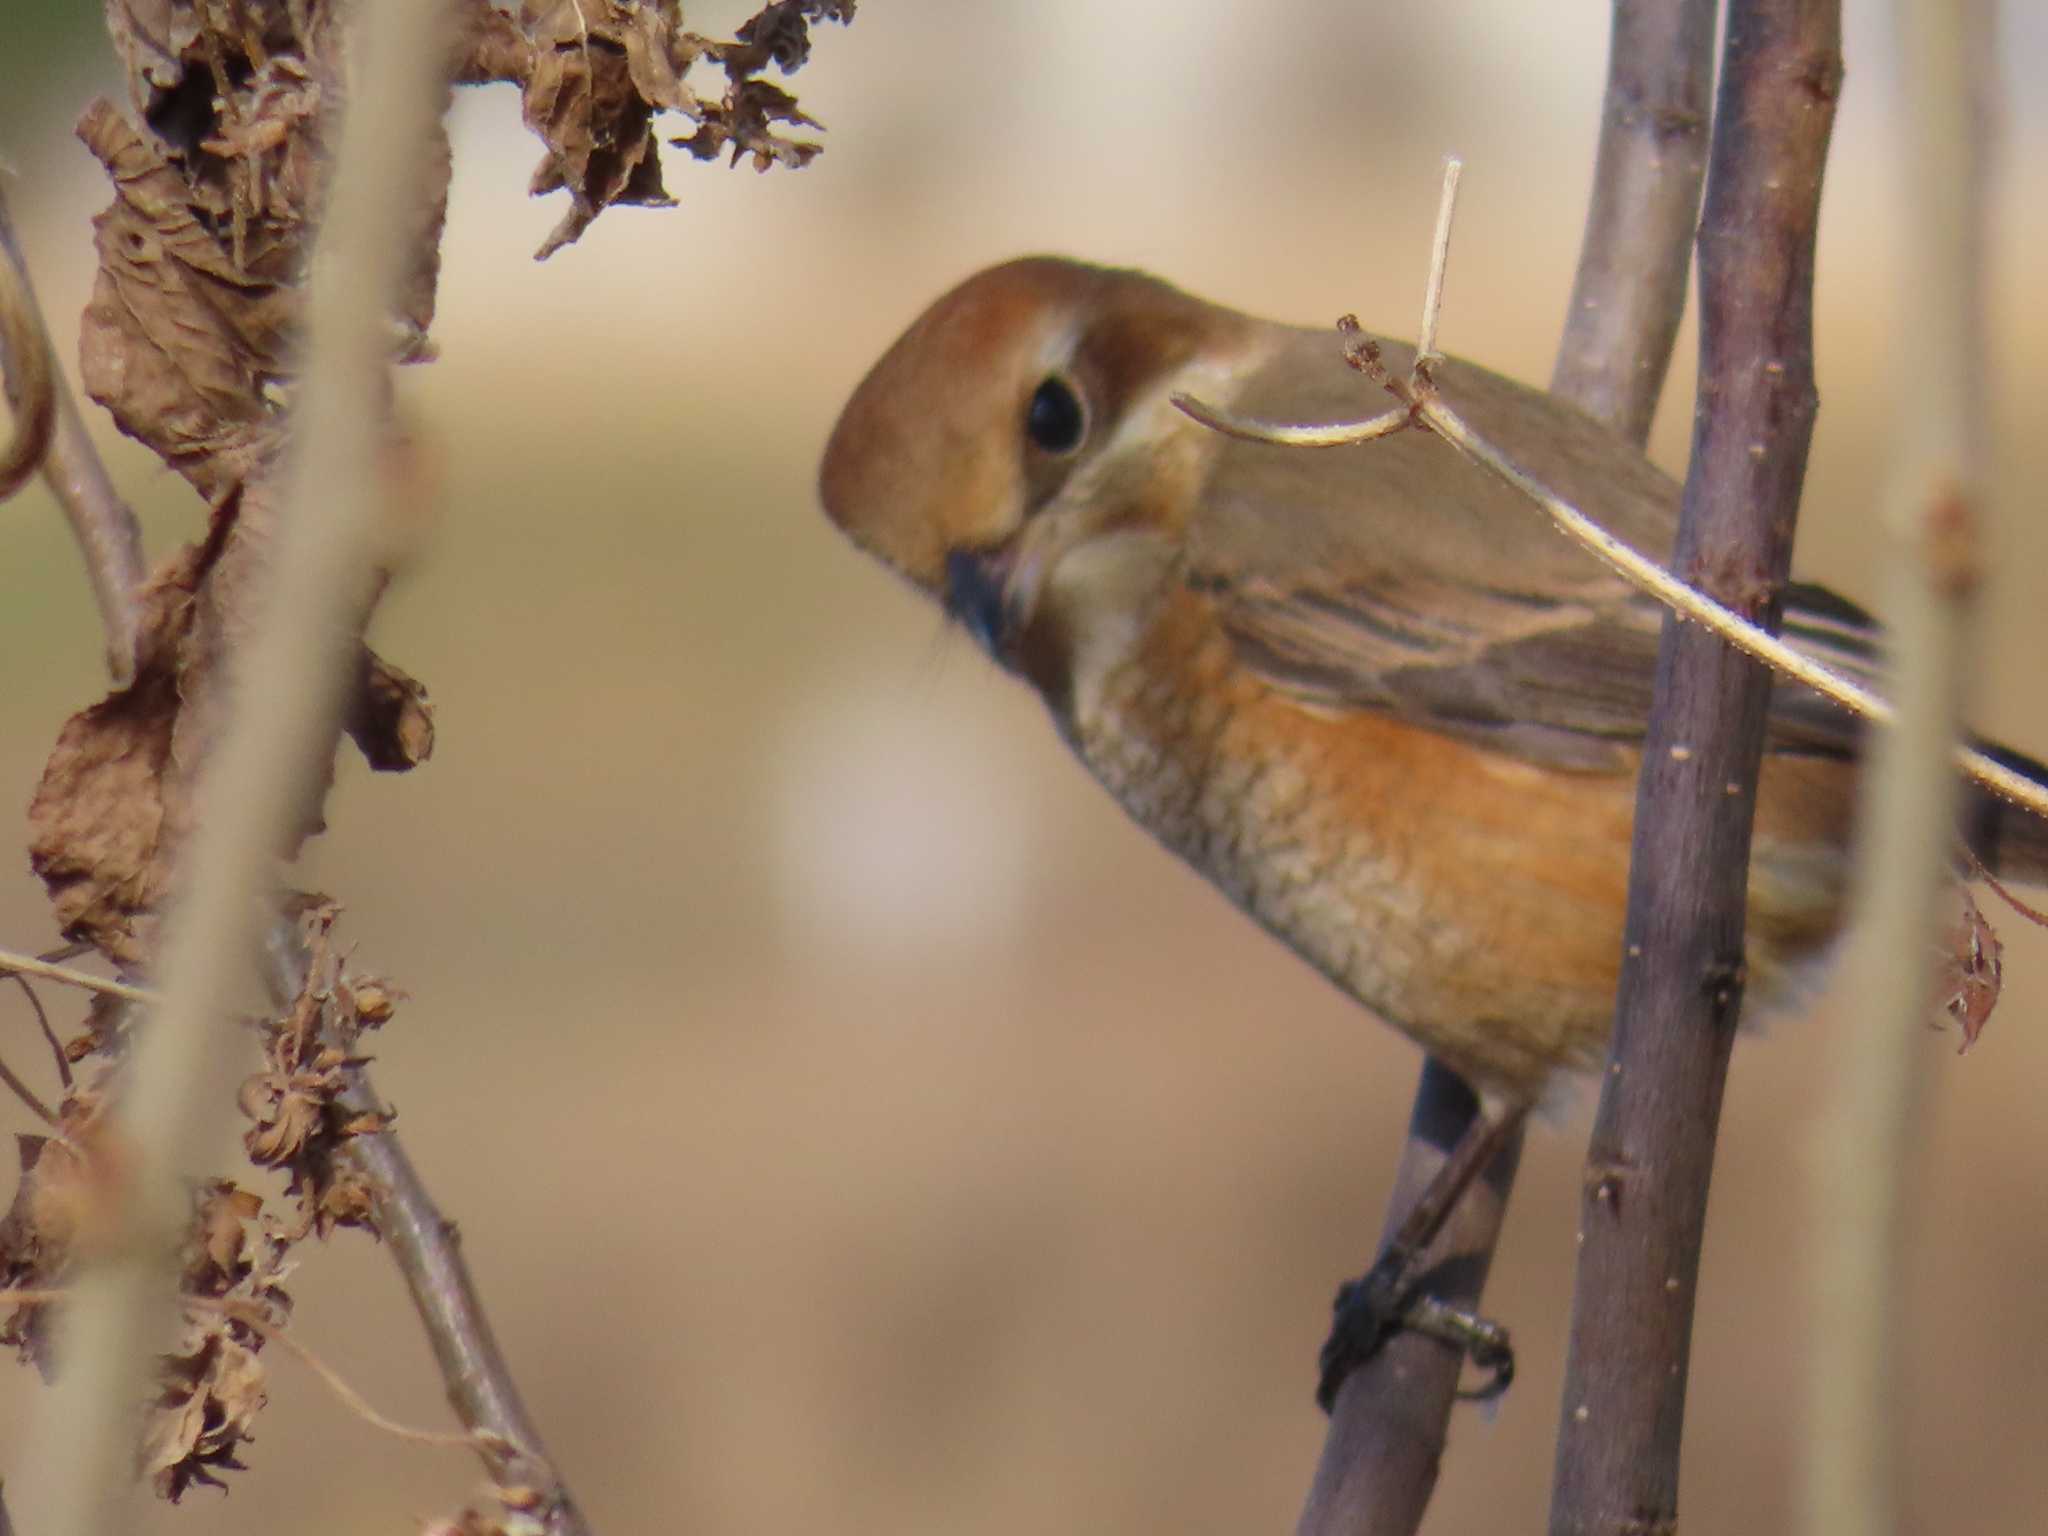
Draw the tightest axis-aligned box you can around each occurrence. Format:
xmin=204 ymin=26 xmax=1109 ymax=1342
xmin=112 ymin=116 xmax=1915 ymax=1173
xmin=3 ymin=2 xmax=2047 ymax=1531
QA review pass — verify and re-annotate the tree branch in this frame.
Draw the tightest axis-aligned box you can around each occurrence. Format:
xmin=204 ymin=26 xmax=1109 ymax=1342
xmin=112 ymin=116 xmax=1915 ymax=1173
xmin=1548 ymin=2 xmax=1842 ymax=1531
xmin=0 ymin=187 xmax=144 ymax=684
xmin=262 ymin=924 xmax=595 ymax=1536
xmin=1551 ymin=0 xmax=1718 ymax=446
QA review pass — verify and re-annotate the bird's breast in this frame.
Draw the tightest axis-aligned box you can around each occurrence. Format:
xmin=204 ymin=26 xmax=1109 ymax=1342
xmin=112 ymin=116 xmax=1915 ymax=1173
xmin=1047 ymin=583 xmax=1856 ymax=1103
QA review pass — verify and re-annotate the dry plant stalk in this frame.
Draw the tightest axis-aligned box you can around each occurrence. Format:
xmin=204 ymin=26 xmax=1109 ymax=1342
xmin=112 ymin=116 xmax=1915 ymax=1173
xmin=1805 ymin=2 xmax=1995 ymax=1532
xmin=4 ymin=0 xmax=854 ymax=1530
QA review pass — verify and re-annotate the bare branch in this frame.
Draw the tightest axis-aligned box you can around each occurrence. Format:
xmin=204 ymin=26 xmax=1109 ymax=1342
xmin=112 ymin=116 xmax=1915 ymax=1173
xmin=1806 ymin=3 xmax=1995 ymax=1532
xmin=1549 ymin=2 xmax=1843 ymax=1529
xmin=260 ymin=921 xmax=593 ymax=1535
xmin=0 ymin=200 xmax=57 ymax=502
xmin=1551 ymin=0 xmax=1717 ymax=446
xmin=5 ymin=971 xmax=72 ymax=1091
xmin=0 ymin=188 xmax=145 ymax=684
xmin=1415 ymin=156 xmax=1462 ymax=367
xmin=0 ymin=948 xmax=154 ymax=1006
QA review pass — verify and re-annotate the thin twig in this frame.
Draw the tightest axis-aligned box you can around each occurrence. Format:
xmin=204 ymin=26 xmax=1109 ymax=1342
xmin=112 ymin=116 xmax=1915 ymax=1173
xmin=204 ymin=1296 xmax=485 ymax=1453
xmin=0 ymin=186 xmax=145 ymax=684
xmin=0 ymin=1287 xmax=480 ymax=1452
xmin=0 ymin=948 xmax=155 ymax=1006
xmin=1174 ymin=395 xmax=1408 ymax=448
xmin=1549 ymin=0 xmax=1718 ymax=445
xmin=30 ymin=7 xmax=456 ymax=1535
xmin=260 ymin=922 xmax=594 ymax=1536
xmin=1805 ymin=3 xmax=1992 ymax=1533
xmin=7 ymin=971 xmax=74 ymax=1091
xmin=1415 ymin=156 xmax=1461 ymax=367
xmin=0 ymin=1048 xmax=58 ymax=1127
xmin=0 ymin=195 xmax=57 ymax=502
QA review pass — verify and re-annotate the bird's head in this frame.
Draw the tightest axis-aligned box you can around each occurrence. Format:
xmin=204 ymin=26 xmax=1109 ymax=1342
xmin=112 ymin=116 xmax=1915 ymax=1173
xmin=820 ymin=257 xmax=1275 ymax=700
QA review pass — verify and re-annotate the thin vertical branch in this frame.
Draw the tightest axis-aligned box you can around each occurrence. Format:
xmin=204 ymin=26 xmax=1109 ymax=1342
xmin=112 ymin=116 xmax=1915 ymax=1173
xmin=1300 ymin=8 xmax=1716 ymax=1525
xmin=1549 ymin=2 xmax=1841 ymax=1532
xmin=1804 ymin=4 xmax=1992 ymax=1533
xmin=27 ymin=5 xmax=454 ymax=1533
xmin=1552 ymin=0 xmax=1720 ymax=447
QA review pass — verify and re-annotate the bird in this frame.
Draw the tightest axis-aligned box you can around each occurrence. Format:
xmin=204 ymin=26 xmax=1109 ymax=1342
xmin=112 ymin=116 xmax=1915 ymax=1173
xmin=816 ymin=254 xmax=2048 ymax=1399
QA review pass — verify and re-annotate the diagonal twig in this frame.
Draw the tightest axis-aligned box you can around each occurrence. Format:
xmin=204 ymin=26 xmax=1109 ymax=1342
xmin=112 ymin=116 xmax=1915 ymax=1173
xmin=0 ymin=187 xmax=144 ymax=684
xmin=0 ymin=948 xmax=154 ymax=1006
xmin=261 ymin=921 xmax=595 ymax=1536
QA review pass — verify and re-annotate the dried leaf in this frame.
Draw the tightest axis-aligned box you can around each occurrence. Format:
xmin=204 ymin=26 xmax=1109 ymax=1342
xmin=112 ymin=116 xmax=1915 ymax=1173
xmin=348 ymin=651 xmax=438 ymax=771
xmin=519 ymin=0 xmax=686 ymax=259
xmin=76 ymin=99 xmax=290 ymax=501
xmin=147 ymin=1328 xmax=266 ymax=1500
xmin=40 ymin=4 xmax=446 ymax=965
xmin=143 ymin=1181 xmax=295 ymax=1498
xmin=0 ymin=1085 xmax=118 ymax=1378
xmin=240 ymin=904 xmax=397 ymax=1236
xmin=477 ymin=0 xmax=853 ymax=257
xmin=0 ymin=1134 xmax=61 ymax=1378
xmin=1934 ymin=885 xmax=2003 ymax=1053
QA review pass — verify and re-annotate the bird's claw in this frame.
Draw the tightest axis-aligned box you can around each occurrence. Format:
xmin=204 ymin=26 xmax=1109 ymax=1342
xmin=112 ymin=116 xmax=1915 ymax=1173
xmin=1315 ymin=1254 xmax=1515 ymax=1412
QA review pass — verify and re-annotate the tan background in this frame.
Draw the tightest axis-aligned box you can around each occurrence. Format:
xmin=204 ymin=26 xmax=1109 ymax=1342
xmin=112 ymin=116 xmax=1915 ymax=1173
xmin=4 ymin=2 xmax=2048 ymax=1531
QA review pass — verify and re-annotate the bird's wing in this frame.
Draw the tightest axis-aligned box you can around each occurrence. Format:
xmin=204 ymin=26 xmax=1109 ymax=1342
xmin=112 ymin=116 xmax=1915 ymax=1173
xmin=1184 ymin=330 xmax=1881 ymax=771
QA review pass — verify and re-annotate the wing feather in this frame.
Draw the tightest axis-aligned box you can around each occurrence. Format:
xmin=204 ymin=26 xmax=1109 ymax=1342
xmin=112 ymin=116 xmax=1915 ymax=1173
xmin=1186 ymin=329 xmax=1881 ymax=770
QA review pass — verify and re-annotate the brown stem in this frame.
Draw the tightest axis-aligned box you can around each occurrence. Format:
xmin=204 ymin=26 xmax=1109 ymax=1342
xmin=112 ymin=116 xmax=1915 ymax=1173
xmin=1300 ymin=9 xmax=1718 ymax=1530
xmin=1551 ymin=0 xmax=1719 ymax=448
xmin=1547 ymin=3 xmax=1842 ymax=1532
xmin=262 ymin=926 xmax=595 ymax=1536
xmin=0 ymin=187 xmax=144 ymax=684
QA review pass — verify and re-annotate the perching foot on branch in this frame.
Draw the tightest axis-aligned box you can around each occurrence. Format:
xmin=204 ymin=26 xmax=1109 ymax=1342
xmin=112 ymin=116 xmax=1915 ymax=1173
xmin=1316 ymin=1096 xmax=1528 ymax=1412
xmin=1317 ymin=1250 xmax=1516 ymax=1412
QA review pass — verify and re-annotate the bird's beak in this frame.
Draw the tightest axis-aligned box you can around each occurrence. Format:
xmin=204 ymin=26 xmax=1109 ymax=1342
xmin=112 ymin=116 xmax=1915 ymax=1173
xmin=943 ymin=544 xmax=1023 ymax=667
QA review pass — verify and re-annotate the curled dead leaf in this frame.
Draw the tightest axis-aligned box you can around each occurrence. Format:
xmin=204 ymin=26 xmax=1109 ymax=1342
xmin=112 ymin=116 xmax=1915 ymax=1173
xmin=1934 ymin=885 xmax=2002 ymax=1054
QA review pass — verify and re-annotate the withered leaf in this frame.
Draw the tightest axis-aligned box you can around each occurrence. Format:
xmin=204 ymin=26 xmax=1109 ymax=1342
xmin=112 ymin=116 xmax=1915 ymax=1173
xmin=484 ymin=0 xmax=852 ymax=257
xmin=0 ymin=1134 xmax=61 ymax=1378
xmin=348 ymin=650 xmax=438 ymax=771
xmin=76 ymin=99 xmax=290 ymax=501
xmin=28 ymin=511 xmax=233 ymax=965
xmin=147 ymin=1328 xmax=267 ymax=1500
xmin=1935 ymin=885 xmax=2003 ymax=1054
xmin=520 ymin=0 xmax=686 ymax=260
xmin=240 ymin=903 xmax=399 ymax=1237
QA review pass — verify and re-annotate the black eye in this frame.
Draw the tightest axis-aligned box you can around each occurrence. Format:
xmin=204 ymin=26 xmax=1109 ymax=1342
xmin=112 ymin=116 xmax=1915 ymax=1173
xmin=1025 ymin=376 xmax=1086 ymax=454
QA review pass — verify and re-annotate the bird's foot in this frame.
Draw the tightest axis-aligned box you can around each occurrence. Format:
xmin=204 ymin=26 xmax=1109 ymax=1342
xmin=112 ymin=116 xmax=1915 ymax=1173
xmin=1315 ymin=1251 xmax=1515 ymax=1412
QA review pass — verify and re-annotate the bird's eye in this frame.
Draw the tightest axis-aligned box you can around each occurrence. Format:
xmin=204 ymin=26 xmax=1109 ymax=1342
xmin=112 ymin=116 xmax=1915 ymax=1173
xmin=1025 ymin=376 xmax=1086 ymax=454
